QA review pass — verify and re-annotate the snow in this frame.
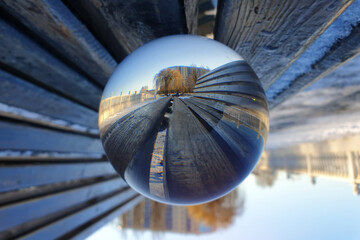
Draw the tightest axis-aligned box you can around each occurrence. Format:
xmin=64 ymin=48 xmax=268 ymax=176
xmin=305 ymin=54 xmax=360 ymax=90
xmin=267 ymin=51 xmax=360 ymax=149
xmin=0 ymin=150 xmax=103 ymax=159
xmin=266 ymin=0 xmax=360 ymax=100
xmin=0 ymin=103 xmax=99 ymax=135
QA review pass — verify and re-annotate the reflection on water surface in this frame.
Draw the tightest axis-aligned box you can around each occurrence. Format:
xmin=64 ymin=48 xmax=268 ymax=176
xmin=88 ymin=134 xmax=360 ymax=240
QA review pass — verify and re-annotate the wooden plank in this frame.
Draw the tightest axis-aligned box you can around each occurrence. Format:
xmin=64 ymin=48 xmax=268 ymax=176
xmin=0 ymin=103 xmax=98 ymax=136
xmin=70 ymin=195 xmax=143 ymax=240
xmin=64 ymin=0 xmax=188 ymax=61
xmin=190 ymin=96 xmax=269 ymax=127
xmin=165 ymin=98 xmax=237 ymax=203
xmin=0 ymin=0 xmax=116 ymax=86
xmin=0 ymin=69 xmax=98 ymax=130
xmin=0 ymin=17 xmax=102 ymax=109
xmin=196 ymin=61 xmax=257 ymax=85
xmin=19 ymin=189 xmax=138 ymax=240
xmin=0 ymin=162 xmax=116 ymax=193
xmin=197 ymin=60 xmax=252 ymax=79
xmin=183 ymin=98 xmax=264 ymax=169
xmin=195 ymin=72 xmax=259 ymax=89
xmin=269 ymin=24 xmax=360 ymax=109
xmin=0 ymin=178 xmax=126 ymax=232
xmin=193 ymin=60 xmax=267 ymax=104
xmin=0 ymin=120 xmax=104 ymax=154
xmin=192 ymin=92 xmax=268 ymax=115
xmin=214 ymin=0 xmax=353 ymax=89
xmin=0 ymin=174 xmax=111 ymax=206
xmin=194 ymin=83 xmax=266 ymax=99
xmin=103 ymin=97 xmax=171 ymax=178
xmin=184 ymin=0 xmax=199 ymax=34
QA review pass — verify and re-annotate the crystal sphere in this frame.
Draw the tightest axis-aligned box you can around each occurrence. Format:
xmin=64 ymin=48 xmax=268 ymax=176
xmin=99 ymin=35 xmax=269 ymax=205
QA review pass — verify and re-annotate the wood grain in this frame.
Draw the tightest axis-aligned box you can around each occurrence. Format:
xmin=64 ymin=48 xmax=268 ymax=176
xmin=19 ymin=189 xmax=138 ymax=240
xmin=0 ymin=69 xmax=98 ymax=131
xmin=0 ymin=120 xmax=104 ymax=154
xmin=0 ymin=162 xmax=116 ymax=193
xmin=64 ymin=0 xmax=188 ymax=61
xmin=165 ymin=98 xmax=237 ymax=203
xmin=0 ymin=178 xmax=125 ymax=231
xmin=0 ymin=0 xmax=116 ymax=86
xmin=103 ymin=97 xmax=171 ymax=177
xmin=184 ymin=98 xmax=261 ymax=170
xmin=184 ymin=0 xmax=199 ymax=34
xmin=0 ymin=18 xmax=102 ymax=109
xmin=269 ymin=24 xmax=360 ymax=109
xmin=215 ymin=0 xmax=353 ymax=89
xmin=70 ymin=195 xmax=143 ymax=240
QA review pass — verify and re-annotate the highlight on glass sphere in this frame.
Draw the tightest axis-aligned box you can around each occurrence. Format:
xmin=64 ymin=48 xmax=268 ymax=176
xmin=99 ymin=35 xmax=269 ymax=205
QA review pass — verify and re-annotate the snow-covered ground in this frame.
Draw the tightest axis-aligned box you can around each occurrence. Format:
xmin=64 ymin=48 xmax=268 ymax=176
xmin=267 ymin=54 xmax=360 ymax=149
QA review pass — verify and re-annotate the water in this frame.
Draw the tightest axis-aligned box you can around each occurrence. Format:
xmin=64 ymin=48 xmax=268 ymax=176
xmin=88 ymin=134 xmax=360 ymax=240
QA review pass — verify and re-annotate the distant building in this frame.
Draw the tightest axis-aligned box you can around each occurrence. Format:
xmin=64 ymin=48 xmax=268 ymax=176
xmin=169 ymin=66 xmax=210 ymax=90
xmin=254 ymin=135 xmax=360 ymax=195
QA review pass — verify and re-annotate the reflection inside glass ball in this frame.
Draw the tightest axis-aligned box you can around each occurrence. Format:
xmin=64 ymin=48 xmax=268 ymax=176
xmin=99 ymin=35 xmax=269 ymax=205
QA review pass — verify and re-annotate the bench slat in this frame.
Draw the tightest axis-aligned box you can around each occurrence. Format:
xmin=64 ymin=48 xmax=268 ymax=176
xmin=20 ymin=189 xmax=138 ymax=240
xmin=0 ymin=18 xmax=102 ymax=109
xmin=0 ymin=178 xmax=125 ymax=231
xmin=0 ymin=70 xmax=98 ymax=131
xmin=0 ymin=162 xmax=116 ymax=193
xmin=0 ymin=0 xmax=116 ymax=86
xmin=0 ymin=121 xmax=104 ymax=154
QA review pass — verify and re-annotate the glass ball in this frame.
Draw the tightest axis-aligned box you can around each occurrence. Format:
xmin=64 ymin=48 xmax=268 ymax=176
xmin=99 ymin=35 xmax=269 ymax=205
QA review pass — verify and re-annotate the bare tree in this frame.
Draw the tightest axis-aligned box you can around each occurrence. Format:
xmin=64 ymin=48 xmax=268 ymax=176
xmin=154 ymin=68 xmax=184 ymax=94
xmin=186 ymin=189 xmax=242 ymax=230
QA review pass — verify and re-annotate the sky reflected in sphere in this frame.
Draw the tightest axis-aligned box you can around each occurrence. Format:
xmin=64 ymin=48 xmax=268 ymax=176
xmin=99 ymin=35 xmax=269 ymax=205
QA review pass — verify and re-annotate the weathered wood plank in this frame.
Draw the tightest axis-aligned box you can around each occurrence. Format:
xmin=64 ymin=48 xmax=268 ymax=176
xmin=184 ymin=0 xmax=199 ymax=34
xmin=103 ymin=97 xmax=171 ymax=178
xmin=0 ymin=17 xmax=102 ymax=109
xmin=196 ymin=72 xmax=259 ymax=89
xmin=0 ymin=0 xmax=116 ymax=86
xmin=0 ymin=69 xmax=98 ymax=131
xmin=194 ymin=83 xmax=266 ymax=99
xmin=269 ymin=23 xmax=360 ymax=109
xmin=0 ymin=162 xmax=116 ymax=193
xmin=64 ymin=0 xmax=188 ymax=61
xmin=0 ymin=104 xmax=98 ymax=136
xmin=191 ymin=96 xmax=269 ymax=129
xmin=19 ymin=189 xmax=138 ymax=240
xmin=0 ymin=178 xmax=125 ymax=232
xmin=196 ymin=61 xmax=256 ymax=84
xmin=0 ymin=174 xmax=110 ymax=206
xmin=165 ymin=98 xmax=237 ymax=203
xmin=192 ymin=92 xmax=268 ymax=114
xmin=0 ymin=121 xmax=104 ymax=154
xmin=70 ymin=195 xmax=143 ymax=240
xmin=183 ymin=98 xmax=263 ymax=169
xmin=214 ymin=0 xmax=353 ymax=89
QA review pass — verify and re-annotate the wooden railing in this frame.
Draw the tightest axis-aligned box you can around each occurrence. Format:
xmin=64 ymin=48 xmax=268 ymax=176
xmin=99 ymin=92 xmax=156 ymax=127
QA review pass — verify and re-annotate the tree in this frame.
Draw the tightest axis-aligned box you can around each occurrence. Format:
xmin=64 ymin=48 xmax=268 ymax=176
xmin=154 ymin=68 xmax=184 ymax=94
xmin=185 ymin=65 xmax=210 ymax=92
xmin=186 ymin=190 xmax=243 ymax=230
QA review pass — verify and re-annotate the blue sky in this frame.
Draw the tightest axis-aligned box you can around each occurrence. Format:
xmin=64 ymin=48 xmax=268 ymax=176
xmin=102 ymin=35 xmax=243 ymax=98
